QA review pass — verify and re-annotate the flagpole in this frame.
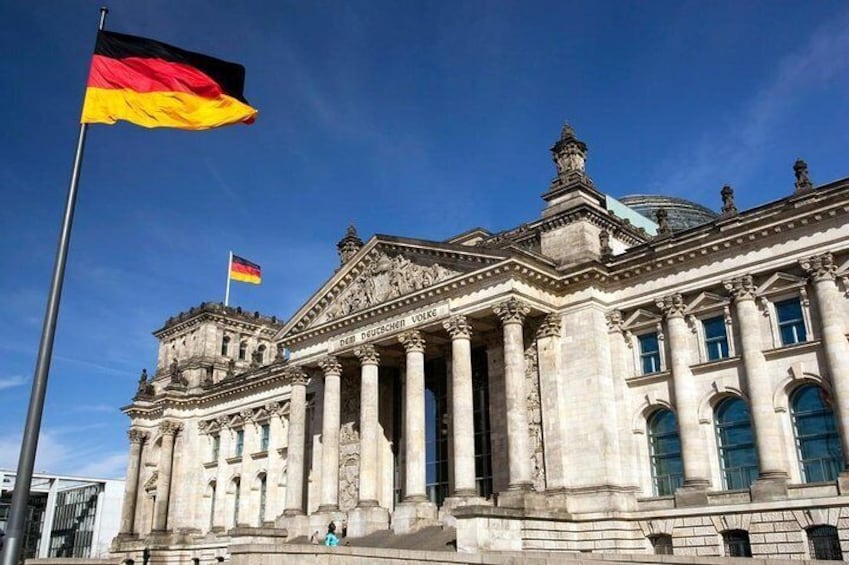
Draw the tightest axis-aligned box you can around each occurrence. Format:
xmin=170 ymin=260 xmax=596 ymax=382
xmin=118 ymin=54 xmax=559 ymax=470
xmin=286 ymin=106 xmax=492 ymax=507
xmin=224 ymin=250 xmax=233 ymax=306
xmin=0 ymin=8 xmax=108 ymax=565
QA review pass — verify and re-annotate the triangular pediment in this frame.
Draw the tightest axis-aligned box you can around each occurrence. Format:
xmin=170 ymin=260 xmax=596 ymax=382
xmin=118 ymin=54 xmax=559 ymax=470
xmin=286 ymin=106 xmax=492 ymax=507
xmin=686 ymin=291 xmax=729 ymax=314
xmin=622 ymin=308 xmax=661 ymax=329
xmin=281 ymin=236 xmax=511 ymax=337
xmin=756 ymin=271 xmax=806 ymax=296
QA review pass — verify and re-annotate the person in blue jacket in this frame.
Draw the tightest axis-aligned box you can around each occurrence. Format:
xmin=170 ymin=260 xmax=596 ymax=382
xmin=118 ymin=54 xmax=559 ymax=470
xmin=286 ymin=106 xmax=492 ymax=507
xmin=324 ymin=522 xmax=339 ymax=547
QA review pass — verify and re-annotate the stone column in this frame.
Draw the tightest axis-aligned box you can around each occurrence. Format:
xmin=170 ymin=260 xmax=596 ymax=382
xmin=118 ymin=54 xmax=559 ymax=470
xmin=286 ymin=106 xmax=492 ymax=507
xmin=283 ymin=366 xmax=309 ymax=516
xmin=725 ymin=276 xmax=788 ymax=499
xmin=398 ymin=331 xmax=428 ymax=501
xmin=444 ymin=315 xmax=477 ymax=496
xmin=119 ymin=429 xmax=147 ymax=535
xmin=536 ymin=314 xmax=567 ymax=491
xmin=493 ymin=297 xmax=533 ymax=491
xmin=800 ymin=253 xmax=849 ymax=471
xmin=152 ymin=421 xmax=180 ymax=531
xmin=318 ymin=356 xmax=342 ymax=511
xmin=349 ymin=344 xmax=390 ymax=537
xmin=657 ymin=295 xmax=711 ymax=504
xmin=354 ymin=344 xmax=380 ymax=507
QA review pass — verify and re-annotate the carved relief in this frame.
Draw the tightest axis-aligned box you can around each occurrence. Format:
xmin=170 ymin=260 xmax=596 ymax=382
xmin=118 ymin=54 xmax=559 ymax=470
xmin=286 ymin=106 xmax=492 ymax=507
xmin=656 ymin=293 xmax=686 ymax=319
xmin=444 ymin=315 xmax=472 ymax=339
xmin=525 ymin=342 xmax=545 ymax=491
xmin=323 ymin=252 xmax=459 ymax=321
xmin=493 ymin=297 xmax=531 ymax=325
xmin=800 ymin=252 xmax=837 ymax=282
xmin=724 ymin=275 xmax=757 ymax=301
xmin=338 ymin=376 xmax=361 ymax=512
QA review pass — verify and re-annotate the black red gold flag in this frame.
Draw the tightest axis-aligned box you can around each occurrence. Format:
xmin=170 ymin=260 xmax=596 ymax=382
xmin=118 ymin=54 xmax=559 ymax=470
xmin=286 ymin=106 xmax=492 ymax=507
xmin=81 ymin=30 xmax=257 ymax=130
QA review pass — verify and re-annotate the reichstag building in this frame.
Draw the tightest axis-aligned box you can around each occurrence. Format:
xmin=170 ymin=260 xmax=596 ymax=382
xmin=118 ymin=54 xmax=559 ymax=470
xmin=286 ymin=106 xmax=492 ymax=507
xmin=112 ymin=125 xmax=849 ymax=562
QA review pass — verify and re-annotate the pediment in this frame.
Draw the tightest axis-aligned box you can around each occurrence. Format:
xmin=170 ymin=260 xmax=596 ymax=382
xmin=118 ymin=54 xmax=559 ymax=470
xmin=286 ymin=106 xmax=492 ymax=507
xmin=283 ymin=238 xmax=508 ymax=337
xmin=685 ymin=291 xmax=729 ymax=314
xmin=622 ymin=308 xmax=661 ymax=329
xmin=755 ymin=271 xmax=806 ymax=296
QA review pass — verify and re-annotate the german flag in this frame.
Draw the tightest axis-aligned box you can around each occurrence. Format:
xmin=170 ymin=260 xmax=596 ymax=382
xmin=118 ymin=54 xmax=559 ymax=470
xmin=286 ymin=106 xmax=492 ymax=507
xmin=230 ymin=255 xmax=261 ymax=285
xmin=81 ymin=31 xmax=257 ymax=130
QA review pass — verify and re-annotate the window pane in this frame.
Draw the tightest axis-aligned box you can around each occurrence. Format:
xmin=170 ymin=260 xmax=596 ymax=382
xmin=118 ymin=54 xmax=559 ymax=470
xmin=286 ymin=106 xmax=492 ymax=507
xmin=715 ymin=398 xmax=759 ymax=490
xmin=808 ymin=525 xmax=843 ymax=560
xmin=777 ymin=299 xmax=807 ymax=345
xmin=648 ymin=409 xmax=683 ymax=496
xmin=792 ymin=385 xmax=844 ymax=483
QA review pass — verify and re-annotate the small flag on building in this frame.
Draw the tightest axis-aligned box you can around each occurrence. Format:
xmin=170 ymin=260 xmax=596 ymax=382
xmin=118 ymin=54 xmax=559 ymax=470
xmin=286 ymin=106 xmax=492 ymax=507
xmin=230 ymin=255 xmax=262 ymax=285
xmin=81 ymin=30 xmax=257 ymax=130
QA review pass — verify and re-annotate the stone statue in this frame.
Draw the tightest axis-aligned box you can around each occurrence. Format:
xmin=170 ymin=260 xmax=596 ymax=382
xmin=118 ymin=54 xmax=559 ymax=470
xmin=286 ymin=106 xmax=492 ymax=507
xmin=599 ymin=230 xmax=612 ymax=257
xmin=169 ymin=359 xmax=187 ymax=387
xmin=655 ymin=208 xmax=672 ymax=236
xmin=721 ymin=185 xmax=738 ymax=216
xmin=135 ymin=368 xmax=154 ymax=398
xmin=794 ymin=159 xmax=813 ymax=193
xmin=227 ymin=358 xmax=236 ymax=377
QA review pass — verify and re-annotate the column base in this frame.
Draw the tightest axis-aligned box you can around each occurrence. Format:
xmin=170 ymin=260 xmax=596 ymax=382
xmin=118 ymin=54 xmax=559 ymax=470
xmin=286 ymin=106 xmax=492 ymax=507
xmin=282 ymin=508 xmax=305 ymax=517
xmin=674 ymin=483 xmax=710 ymax=507
xmin=837 ymin=471 xmax=849 ymax=495
xmin=750 ymin=476 xmax=788 ymax=502
xmin=440 ymin=495 xmax=492 ymax=529
xmin=347 ymin=505 xmax=389 ymax=538
xmin=392 ymin=500 xmax=437 ymax=534
xmin=496 ymin=488 xmax=545 ymax=510
xmin=278 ymin=513 xmax=311 ymax=540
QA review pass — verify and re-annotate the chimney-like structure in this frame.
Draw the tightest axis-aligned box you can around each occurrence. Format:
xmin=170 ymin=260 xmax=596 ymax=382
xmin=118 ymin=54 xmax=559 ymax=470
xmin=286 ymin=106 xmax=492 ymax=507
xmin=337 ymin=224 xmax=364 ymax=265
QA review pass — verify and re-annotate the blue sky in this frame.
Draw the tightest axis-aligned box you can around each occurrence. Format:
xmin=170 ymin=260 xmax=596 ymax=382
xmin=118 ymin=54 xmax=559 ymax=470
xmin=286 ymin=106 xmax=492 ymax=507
xmin=1 ymin=1 xmax=848 ymax=479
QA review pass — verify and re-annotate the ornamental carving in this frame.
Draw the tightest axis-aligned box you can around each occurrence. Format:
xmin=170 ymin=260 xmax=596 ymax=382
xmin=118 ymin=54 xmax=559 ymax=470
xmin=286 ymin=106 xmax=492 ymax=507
xmin=656 ymin=294 xmax=686 ymax=319
xmin=128 ymin=429 xmax=148 ymax=444
xmin=398 ymin=330 xmax=426 ymax=353
xmin=323 ymin=252 xmax=459 ymax=321
xmin=159 ymin=421 xmax=182 ymax=436
xmin=800 ymin=252 xmax=837 ymax=282
xmin=285 ymin=366 xmax=309 ymax=386
xmin=537 ymin=313 xmax=562 ymax=338
xmin=493 ymin=297 xmax=531 ymax=325
xmin=338 ymin=376 xmax=361 ymax=512
xmin=318 ymin=356 xmax=342 ymax=376
xmin=525 ymin=342 xmax=545 ymax=491
xmin=354 ymin=344 xmax=380 ymax=366
xmin=443 ymin=315 xmax=472 ymax=339
xmin=724 ymin=275 xmax=757 ymax=301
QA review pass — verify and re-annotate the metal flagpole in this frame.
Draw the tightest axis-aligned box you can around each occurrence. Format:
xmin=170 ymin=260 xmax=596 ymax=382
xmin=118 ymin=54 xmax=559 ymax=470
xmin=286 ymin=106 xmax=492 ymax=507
xmin=0 ymin=8 xmax=108 ymax=565
xmin=224 ymin=250 xmax=233 ymax=306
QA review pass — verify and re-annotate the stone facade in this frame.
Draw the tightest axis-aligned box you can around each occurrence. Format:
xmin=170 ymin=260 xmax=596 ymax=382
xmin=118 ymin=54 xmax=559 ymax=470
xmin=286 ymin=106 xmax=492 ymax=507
xmin=112 ymin=125 xmax=849 ymax=563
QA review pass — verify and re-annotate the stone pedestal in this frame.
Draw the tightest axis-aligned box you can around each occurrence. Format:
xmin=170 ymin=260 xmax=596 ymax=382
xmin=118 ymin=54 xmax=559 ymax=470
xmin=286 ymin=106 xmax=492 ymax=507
xmin=276 ymin=513 xmax=310 ymax=540
xmin=309 ymin=510 xmax=347 ymax=542
xmin=347 ymin=505 xmax=389 ymax=537
xmin=440 ymin=495 xmax=491 ymax=529
xmin=674 ymin=484 xmax=709 ymax=507
xmin=750 ymin=477 xmax=788 ymax=502
xmin=392 ymin=501 xmax=437 ymax=534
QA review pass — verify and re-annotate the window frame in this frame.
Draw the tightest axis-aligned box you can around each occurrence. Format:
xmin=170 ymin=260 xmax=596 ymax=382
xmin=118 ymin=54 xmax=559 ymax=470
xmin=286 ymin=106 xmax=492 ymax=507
xmin=637 ymin=331 xmax=663 ymax=375
xmin=260 ymin=423 xmax=270 ymax=452
xmin=791 ymin=384 xmax=843 ymax=483
xmin=714 ymin=397 xmax=759 ymax=491
xmin=807 ymin=525 xmax=843 ymax=560
xmin=775 ymin=297 xmax=809 ymax=347
xmin=234 ymin=429 xmax=245 ymax=458
xmin=701 ymin=314 xmax=731 ymax=362
xmin=649 ymin=533 xmax=674 ymax=555
xmin=647 ymin=408 xmax=684 ymax=497
xmin=722 ymin=529 xmax=752 ymax=558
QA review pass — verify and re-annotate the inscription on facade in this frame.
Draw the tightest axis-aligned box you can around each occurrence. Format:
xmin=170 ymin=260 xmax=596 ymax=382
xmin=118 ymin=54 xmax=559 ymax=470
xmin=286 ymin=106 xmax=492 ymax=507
xmin=330 ymin=303 xmax=449 ymax=351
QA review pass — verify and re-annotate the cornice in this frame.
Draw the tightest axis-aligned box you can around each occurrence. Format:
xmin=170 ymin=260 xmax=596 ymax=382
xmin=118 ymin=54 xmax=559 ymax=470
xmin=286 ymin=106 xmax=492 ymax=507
xmin=605 ymin=183 xmax=849 ymax=283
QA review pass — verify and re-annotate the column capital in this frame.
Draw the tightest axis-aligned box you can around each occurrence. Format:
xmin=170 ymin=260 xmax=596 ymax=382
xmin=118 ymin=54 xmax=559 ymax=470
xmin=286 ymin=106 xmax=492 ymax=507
xmin=128 ymin=429 xmax=148 ymax=444
xmin=159 ymin=420 xmax=182 ymax=436
xmin=493 ymin=297 xmax=530 ymax=325
xmin=537 ymin=313 xmax=562 ymax=338
xmin=443 ymin=315 xmax=472 ymax=339
xmin=354 ymin=344 xmax=380 ymax=366
xmin=724 ymin=275 xmax=757 ymax=302
xmin=285 ymin=366 xmax=309 ymax=386
xmin=318 ymin=355 xmax=342 ymax=377
xmin=398 ymin=330 xmax=426 ymax=353
xmin=800 ymin=252 xmax=837 ymax=282
xmin=656 ymin=293 xmax=686 ymax=319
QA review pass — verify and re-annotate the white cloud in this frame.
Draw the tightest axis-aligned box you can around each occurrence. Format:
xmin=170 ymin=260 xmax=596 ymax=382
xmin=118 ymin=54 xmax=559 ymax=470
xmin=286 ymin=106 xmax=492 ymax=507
xmin=0 ymin=427 xmax=125 ymax=479
xmin=0 ymin=375 xmax=27 ymax=391
xmin=71 ymin=453 xmax=127 ymax=480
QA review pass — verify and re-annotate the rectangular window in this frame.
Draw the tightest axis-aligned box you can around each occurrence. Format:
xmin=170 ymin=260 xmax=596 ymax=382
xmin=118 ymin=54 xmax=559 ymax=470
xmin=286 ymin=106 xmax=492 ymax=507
xmin=260 ymin=424 xmax=270 ymax=451
xmin=639 ymin=333 xmax=661 ymax=374
xmin=776 ymin=298 xmax=807 ymax=345
xmin=212 ymin=435 xmax=220 ymax=461
xmin=235 ymin=429 xmax=244 ymax=457
xmin=703 ymin=316 xmax=729 ymax=361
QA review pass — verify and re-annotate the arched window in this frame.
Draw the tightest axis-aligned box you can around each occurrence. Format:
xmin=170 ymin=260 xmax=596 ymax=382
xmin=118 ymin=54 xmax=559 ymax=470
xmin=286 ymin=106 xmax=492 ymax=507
xmin=258 ymin=474 xmax=267 ymax=525
xmin=649 ymin=533 xmax=673 ymax=555
xmin=208 ymin=481 xmax=217 ymax=531
xmin=715 ymin=397 xmax=759 ymax=490
xmin=239 ymin=341 xmax=247 ymax=361
xmin=723 ymin=529 xmax=752 ymax=557
xmin=647 ymin=409 xmax=683 ymax=496
xmin=220 ymin=336 xmax=230 ymax=357
xmin=791 ymin=385 xmax=843 ymax=482
xmin=232 ymin=478 xmax=241 ymax=527
xmin=807 ymin=525 xmax=843 ymax=560
xmin=257 ymin=344 xmax=267 ymax=364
